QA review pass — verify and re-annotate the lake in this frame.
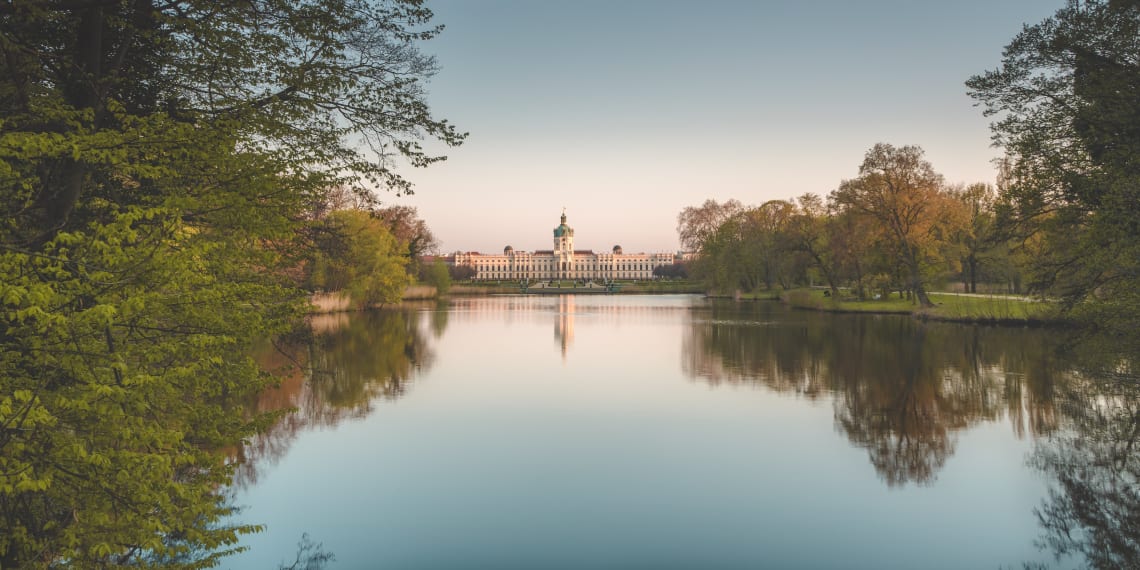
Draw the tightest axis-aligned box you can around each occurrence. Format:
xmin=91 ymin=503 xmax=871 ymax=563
xmin=228 ymin=294 xmax=1137 ymax=569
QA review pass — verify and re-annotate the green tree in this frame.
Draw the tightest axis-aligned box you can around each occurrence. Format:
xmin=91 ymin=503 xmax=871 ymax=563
xmin=693 ymin=214 xmax=745 ymax=292
xmin=310 ymin=210 xmax=411 ymax=307
xmin=743 ymin=200 xmax=798 ymax=290
xmin=419 ymin=259 xmax=452 ymax=295
xmin=947 ymin=183 xmax=998 ymax=293
xmin=690 ymin=201 xmax=799 ymax=293
xmin=0 ymin=0 xmax=461 ymax=566
xmin=966 ymin=0 xmax=1140 ymax=328
xmin=786 ymin=193 xmax=843 ymax=297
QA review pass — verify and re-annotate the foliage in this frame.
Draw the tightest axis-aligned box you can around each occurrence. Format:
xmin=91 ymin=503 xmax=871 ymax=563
xmin=785 ymin=194 xmax=843 ymax=296
xmin=832 ymin=144 xmax=964 ymax=308
xmin=692 ymin=201 xmax=799 ymax=293
xmin=374 ymin=205 xmax=439 ymax=274
xmin=0 ymin=0 xmax=460 ymax=566
xmin=0 ymin=165 xmax=307 ymax=569
xmin=967 ymin=0 xmax=1140 ymax=330
xmin=448 ymin=264 xmax=477 ymax=281
xmin=680 ymin=144 xmax=980 ymax=303
xmin=652 ymin=263 xmax=689 ymax=279
xmin=419 ymin=259 xmax=452 ymax=294
xmin=676 ymin=199 xmax=745 ymax=251
xmin=947 ymin=183 xmax=1003 ymax=293
xmin=309 ymin=210 xmax=411 ymax=307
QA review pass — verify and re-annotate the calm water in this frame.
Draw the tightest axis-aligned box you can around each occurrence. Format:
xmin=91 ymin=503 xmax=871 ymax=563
xmin=229 ymin=295 xmax=1137 ymax=570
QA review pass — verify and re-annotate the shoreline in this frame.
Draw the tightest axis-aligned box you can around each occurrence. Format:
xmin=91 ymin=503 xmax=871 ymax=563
xmin=310 ymin=286 xmax=1070 ymax=327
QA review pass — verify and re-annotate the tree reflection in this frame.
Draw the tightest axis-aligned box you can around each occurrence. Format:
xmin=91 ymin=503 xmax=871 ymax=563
xmin=833 ymin=323 xmax=955 ymax=486
xmin=234 ymin=309 xmax=435 ymax=486
xmin=1029 ymin=340 xmax=1139 ymax=570
xmin=684 ymin=300 xmax=1066 ymax=487
xmin=307 ymin=309 xmax=434 ymax=416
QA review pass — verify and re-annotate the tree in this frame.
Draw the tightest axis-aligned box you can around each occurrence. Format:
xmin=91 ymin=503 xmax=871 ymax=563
xmin=653 ymin=263 xmax=689 ymax=279
xmin=826 ymin=198 xmax=880 ymax=299
xmin=832 ymin=144 xmax=963 ymax=307
xmin=689 ymin=201 xmax=799 ymax=293
xmin=310 ymin=210 xmax=411 ymax=307
xmin=0 ymin=1 xmax=461 ymax=566
xmin=676 ymin=199 xmax=745 ymax=251
xmin=742 ymin=200 xmax=798 ymax=290
xmin=966 ymin=0 xmax=1140 ymax=327
xmin=374 ymin=205 xmax=439 ymax=274
xmin=418 ymin=259 xmax=452 ymax=294
xmin=449 ymin=264 xmax=477 ymax=281
xmin=947 ymin=183 xmax=998 ymax=293
xmin=786 ymin=194 xmax=843 ymax=297
xmin=696 ymin=212 xmax=768 ymax=293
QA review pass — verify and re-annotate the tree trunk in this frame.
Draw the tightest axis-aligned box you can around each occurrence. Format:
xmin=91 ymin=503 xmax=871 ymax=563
xmin=811 ymin=251 xmax=841 ymax=298
xmin=907 ymin=255 xmax=934 ymax=308
xmin=967 ymin=254 xmax=978 ymax=293
xmin=914 ymin=282 xmax=933 ymax=308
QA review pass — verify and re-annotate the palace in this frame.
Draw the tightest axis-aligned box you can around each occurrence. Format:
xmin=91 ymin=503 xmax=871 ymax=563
xmin=450 ymin=212 xmax=676 ymax=281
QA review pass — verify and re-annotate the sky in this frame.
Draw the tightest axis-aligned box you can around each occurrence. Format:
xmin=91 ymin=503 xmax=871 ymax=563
xmin=383 ymin=0 xmax=1063 ymax=254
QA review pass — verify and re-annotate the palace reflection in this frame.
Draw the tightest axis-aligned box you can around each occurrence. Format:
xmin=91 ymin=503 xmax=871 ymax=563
xmin=554 ymin=295 xmax=575 ymax=358
xmin=683 ymin=300 xmax=1065 ymax=487
xmin=444 ymin=294 xmax=690 ymax=360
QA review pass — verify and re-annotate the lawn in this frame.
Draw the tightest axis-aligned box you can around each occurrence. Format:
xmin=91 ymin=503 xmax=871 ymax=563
xmin=924 ymin=292 xmax=1060 ymax=322
xmin=780 ymin=288 xmax=1062 ymax=323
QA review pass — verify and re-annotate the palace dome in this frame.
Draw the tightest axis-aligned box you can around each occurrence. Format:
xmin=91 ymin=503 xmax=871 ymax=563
xmin=553 ymin=211 xmax=574 ymax=237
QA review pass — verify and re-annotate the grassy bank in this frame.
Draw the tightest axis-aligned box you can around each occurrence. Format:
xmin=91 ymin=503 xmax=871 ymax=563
xmin=705 ymin=290 xmax=782 ymax=301
xmin=615 ymin=280 xmax=705 ymax=294
xmin=779 ymin=288 xmax=1064 ymax=324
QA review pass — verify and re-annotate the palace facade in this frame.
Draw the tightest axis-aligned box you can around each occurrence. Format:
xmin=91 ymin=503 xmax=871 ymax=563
xmin=449 ymin=212 xmax=676 ymax=281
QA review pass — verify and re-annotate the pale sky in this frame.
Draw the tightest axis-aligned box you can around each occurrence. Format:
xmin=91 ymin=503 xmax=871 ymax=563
xmin=383 ymin=0 xmax=1062 ymax=254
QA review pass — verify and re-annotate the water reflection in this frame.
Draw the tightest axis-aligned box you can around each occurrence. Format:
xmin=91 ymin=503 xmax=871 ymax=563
xmin=684 ymin=301 xmax=1066 ymax=486
xmin=236 ymin=309 xmax=436 ymax=486
xmin=555 ymin=295 xmax=575 ymax=358
xmin=446 ymin=294 xmax=692 ymax=360
xmin=1029 ymin=343 xmax=1139 ymax=569
xmin=232 ymin=297 xmax=1137 ymax=570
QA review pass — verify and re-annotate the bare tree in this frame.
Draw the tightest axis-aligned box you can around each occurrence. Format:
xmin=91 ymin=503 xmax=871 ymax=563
xmin=676 ymin=199 xmax=745 ymax=251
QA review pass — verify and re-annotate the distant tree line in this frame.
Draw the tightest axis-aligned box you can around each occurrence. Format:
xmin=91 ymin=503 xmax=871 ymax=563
xmin=679 ymin=143 xmax=1023 ymax=307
